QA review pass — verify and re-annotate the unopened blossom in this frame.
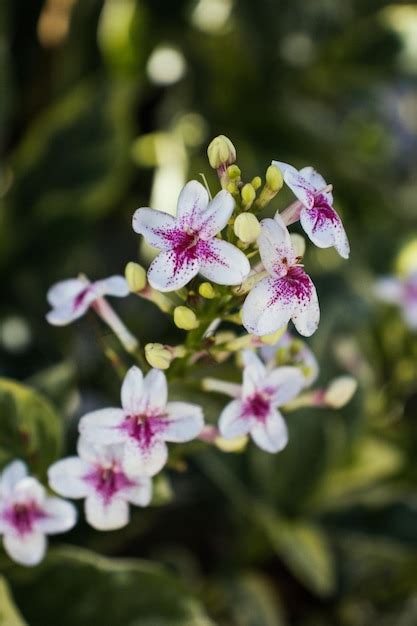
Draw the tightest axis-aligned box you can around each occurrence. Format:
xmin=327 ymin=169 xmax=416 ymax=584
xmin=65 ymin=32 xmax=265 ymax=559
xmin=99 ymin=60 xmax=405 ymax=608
xmin=375 ymin=271 xmax=417 ymax=330
xmin=48 ymin=439 xmax=152 ymax=531
xmin=218 ymin=351 xmax=304 ymax=453
xmin=273 ymin=161 xmax=349 ymax=259
xmin=242 ymin=214 xmax=320 ymax=337
xmin=132 ymin=180 xmax=250 ymax=292
xmin=260 ymin=331 xmax=319 ymax=387
xmin=79 ymin=366 xmax=204 ymax=477
xmin=46 ymin=275 xmax=129 ymax=326
xmin=0 ymin=460 xmax=76 ymax=566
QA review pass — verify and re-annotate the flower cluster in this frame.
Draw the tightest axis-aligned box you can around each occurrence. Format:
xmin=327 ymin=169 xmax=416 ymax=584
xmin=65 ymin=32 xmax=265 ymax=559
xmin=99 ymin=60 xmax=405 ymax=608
xmin=1 ymin=136 xmax=355 ymax=566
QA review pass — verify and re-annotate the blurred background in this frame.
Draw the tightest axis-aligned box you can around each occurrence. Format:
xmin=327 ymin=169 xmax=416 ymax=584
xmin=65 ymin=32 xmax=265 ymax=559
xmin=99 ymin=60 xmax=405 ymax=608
xmin=1 ymin=0 xmax=417 ymax=624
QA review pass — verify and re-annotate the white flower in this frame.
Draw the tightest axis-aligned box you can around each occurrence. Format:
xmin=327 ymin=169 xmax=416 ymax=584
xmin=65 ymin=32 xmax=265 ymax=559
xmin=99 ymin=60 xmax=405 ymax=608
xmin=46 ymin=275 xmax=129 ymax=326
xmin=0 ymin=460 xmax=76 ymax=566
xmin=273 ymin=161 xmax=350 ymax=259
xmin=242 ymin=215 xmax=320 ymax=337
xmin=79 ymin=366 xmax=204 ymax=477
xmin=218 ymin=351 xmax=304 ymax=453
xmin=132 ymin=180 xmax=250 ymax=292
xmin=375 ymin=271 xmax=417 ymax=330
xmin=48 ymin=439 xmax=152 ymax=531
xmin=260 ymin=331 xmax=319 ymax=387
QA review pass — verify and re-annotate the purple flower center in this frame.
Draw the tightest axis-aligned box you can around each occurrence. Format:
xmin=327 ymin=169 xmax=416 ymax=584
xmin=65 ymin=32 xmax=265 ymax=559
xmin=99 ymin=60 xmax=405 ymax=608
xmin=84 ymin=465 xmax=134 ymax=504
xmin=310 ymin=196 xmax=338 ymax=232
xmin=242 ymin=392 xmax=271 ymax=422
xmin=121 ymin=414 xmax=167 ymax=449
xmin=73 ymin=286 xmax=91 ymax=311
xmin=3 ymin=501 xmax=45 ymax=536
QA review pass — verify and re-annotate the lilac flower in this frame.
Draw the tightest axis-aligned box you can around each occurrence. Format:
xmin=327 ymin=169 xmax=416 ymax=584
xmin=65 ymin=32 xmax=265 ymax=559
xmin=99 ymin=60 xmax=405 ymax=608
xmin=260 ymin=331 xmax=319 ymax=387
xmin=79 ymin=366 xmax=204 ymax=477
xmin=375 ymin=271 xmax=417 ymax=330
xmin=273 ymin=161 xmax=349 ymax=259
xmin=218 ymin=351 xmax=304 ymax=453
xmin=0 ymin=460 xmax=76 ymax=566
xmin=46 ymin=275 xmax=129 ymax=326
xmin=242 ymin=214 xmax=320 ymax=337
xmin=132 ymin=180 xmax=250 ymax=291
xmin=48 ymin=439 xmax=152 ymax=531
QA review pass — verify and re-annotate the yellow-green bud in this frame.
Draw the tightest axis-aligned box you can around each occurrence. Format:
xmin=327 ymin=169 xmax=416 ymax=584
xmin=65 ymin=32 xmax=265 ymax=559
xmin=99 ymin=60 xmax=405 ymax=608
xmin=207 ymin=135 xmax=236 ymax=169
xmin=226 ymin=181 xmax=238 ymax=195
xmin=145 ymin=343 xmax=172 ymax=369
xmin=260 ymin=325 xmax=287 ymax=345
xmin=324 ymin=376 xmax=357 ymax=409
xmin=266 ymin=164 xmax=284 ymax=192
xmin=227 ymin=165 xmax=241 ymax=180
xmin=199 ymin=282 xmax=216 ymax=299
xmin=125 ymin=262 xmax=147 ymax=292
xmin=234 ymin=213 xmax=261 ymax=244
xmin=174 ymin=306 xmax=199 ymax=330
xmin=251 ymin=176 xmax=262 ymax=190
xmin=215 ymin=434 xmax=248 ymax=453
xmin=241 ymin=183 xmax=256 ymax=209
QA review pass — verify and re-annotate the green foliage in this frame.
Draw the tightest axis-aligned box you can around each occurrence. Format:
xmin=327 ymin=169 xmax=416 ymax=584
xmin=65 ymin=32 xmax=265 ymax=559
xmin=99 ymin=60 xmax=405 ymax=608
xmin=0 ymin=576 xmax=27 ymax=626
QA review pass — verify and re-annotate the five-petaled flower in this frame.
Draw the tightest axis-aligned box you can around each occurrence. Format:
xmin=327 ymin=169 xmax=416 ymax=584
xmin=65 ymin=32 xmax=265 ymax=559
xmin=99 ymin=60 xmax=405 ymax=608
xmin=79 ymin=366 xmax=204 ymax=477
xmin=48 ymin=438 xmax=152 ymax=531
xmin=0 ymin=460 xmax=76 ymax=566
xmin=273 ymin=161 xmax=349 ymax=259
xmin=218 ymin=351 xmax=304 ymax=453
xmin=132 ymin=180 xmax=250 ymax=291
xmin=375 ymin=271 xmax=417 ymax=331
xmin=242 ymin=214 xmax=320 ymax=337
xmin=46 ymin=275 xmax=129 ymax=326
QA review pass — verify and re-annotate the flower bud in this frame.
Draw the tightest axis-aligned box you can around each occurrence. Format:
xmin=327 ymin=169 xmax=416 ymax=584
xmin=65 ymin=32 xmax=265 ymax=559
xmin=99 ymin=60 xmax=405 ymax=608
xmin=234 ymin=213 xmax=260 ymax=244
xmin=241 ymin=183 xmax=256 ymax=209
xmin=251 ymin=176 xmax=262 ymax=190
xmin=259 ymin=326 xmax=287 ymax=345
xmin=199 ymin=282 xmax=216 ymax=299
xmin=207 ymin=135 xmax=236 ymax=169
xmin=266 ymin=164 xmax=283 ymax=192
xmin=174 ymin=306 xmax=199 ymax=330
xmin=324 ymin=376 xmax=357 ymax=409
xmin=145 ymin=343 xmax=172 ymax=369
xmin=227 ymin=165 xmax=241 ymax=180
xmin=215 ymin=434 xmax=248 ymax=453
xmin=125 ymin=262 xmax=147 ymax=292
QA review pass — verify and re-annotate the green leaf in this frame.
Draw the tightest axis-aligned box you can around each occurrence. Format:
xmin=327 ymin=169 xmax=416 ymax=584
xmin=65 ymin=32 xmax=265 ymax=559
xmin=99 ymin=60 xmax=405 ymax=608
xmin=0 ymin=576 xmax=27 ymax=626
xmin=7 ymin=546 xmax=213 ymax=626
xmin=224 ymin=571 xmax=288 ymax=626
xmin=0 ymin=378 xmax=62 ymax=479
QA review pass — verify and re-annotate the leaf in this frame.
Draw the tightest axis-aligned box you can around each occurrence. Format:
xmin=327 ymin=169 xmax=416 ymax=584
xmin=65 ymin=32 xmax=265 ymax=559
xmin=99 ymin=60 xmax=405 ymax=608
xmin=0 ymin=576 xmax=27 ymax=626
xmin=0 ymin=378 xmax=62 ymax=479
xmin=7 ymin=546 xmax=213 ymax=626
xmin=224 ymin=571 xmax=288 ymax=626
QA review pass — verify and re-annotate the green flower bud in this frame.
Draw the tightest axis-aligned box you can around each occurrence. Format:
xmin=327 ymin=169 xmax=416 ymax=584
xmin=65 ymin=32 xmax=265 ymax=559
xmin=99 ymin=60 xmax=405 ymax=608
xmin=241 ymin=183 xmax=256 ymax=209
xmin=234 ymin=213 xmax=260 ymax=244
xmin=227 ymin=165 xmax=241 ymax=180
xmin=125 ymin=262 xmax=147 ymax=292
xmin=251 ymin=176 xmax=262 ymax=190
xmin=145 ymin=343 xmax=172 ymax=370
xmin=266 ymin=164 xmax=283 ymax=192
xmin=199 ymin=282 xmax=216 ymax=299
xmin=174 ymin=306 xmax=199 ymax=330
xmin=324 ymin=376 xmax=357 ymax=409
xmin=207 ymin=135 xmax=236 ymax=169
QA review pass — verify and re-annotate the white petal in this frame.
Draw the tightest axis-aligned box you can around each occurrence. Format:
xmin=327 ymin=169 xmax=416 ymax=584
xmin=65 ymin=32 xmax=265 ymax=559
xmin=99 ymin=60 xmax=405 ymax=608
xmin=3 ymin=531 xmax=47 ymax=566
xmin=198 ymin=189 xmax=235 ymax=239
xmin=218 ymin=400 xmax=251 ymax=439
xmin=142 ymin=369 xmax=168 ymax=413
xmin=299 ymin=166 xmax=331 ymax=199
xmin=14 ymin=477 xmax=45 ymax=504
xmin=78 ymin=408 xmax=126 ymax=445
xmin=147 ymin=250 xmax=200 ymax=292
xmin=84 ymin=493 xmax=129 ymax=531
xmin=402 ymin=302 xmax=417 ymax=330
xmin=125 ymin=477 xmax=153 ymax=507
xmin=46 ymin=302 xmax=89 ymax=326
xmin=121 ymin=366 xmax=144 ymax=414
xmin=122 ymin=438 xmax=168 ymax=477
xmin=291 ymin=279 xmax=320 ymax=337
xmin=284 ymin=168 xmax=316 ymax=209
xmin=264 ymin=366 xmax=304 ymax=406
xmin=258 ymin=217 xmax=295 ymax=277
xmin=94 ymin=276 xmax=130 ymax=298
xmin=271 ymin=160 xmax=298 ymax=179
xmin=46 ymin=279 xmax=86 ymax=307
xmin=242 ymin=350 xmax=267 ymax=397
xmin=48 ymin=457 xmax=91 ymax=499
xmin=0 ymin=460 xmax=27 ymax=497
xmin=163 ymin=402 xmax=204 ymax=442
xmin=300 ymin=204 xmax=349 ymax=259
xmin=242 ymin=276 xmax=295 ymax=336
xmin=374 ymin=277 xmax=402 ymax=303
xmin=176 ymin=180 xmax=209 ymax=231
xmin=132 ymin=207 xmax=177 ymax=250
xmin=36 ymin=497 xmax=77 ymax=534
xmin=198 ymin=239 xmax=250 ymax=285
xmin=250 ymin=409 xmax=288 ymax=453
